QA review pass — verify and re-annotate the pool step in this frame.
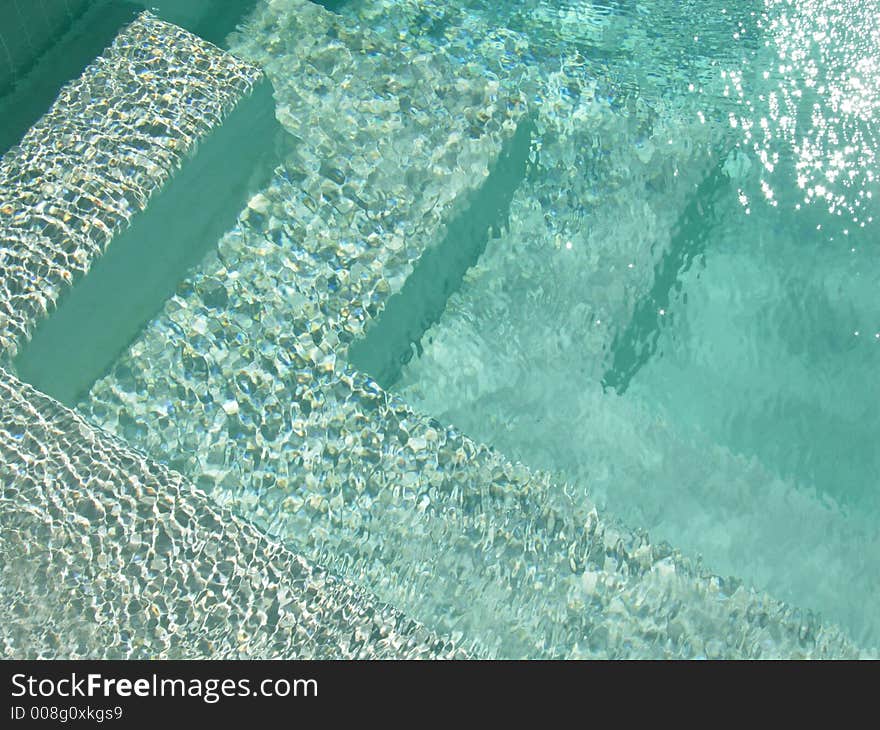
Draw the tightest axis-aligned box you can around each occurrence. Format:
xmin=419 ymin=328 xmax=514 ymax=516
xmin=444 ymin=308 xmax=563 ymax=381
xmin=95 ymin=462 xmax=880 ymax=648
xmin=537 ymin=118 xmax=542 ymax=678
xmin=373 ymin=2 xmax=880 ymax=647
xmin=378 ymin=3 xmax=880 ymax=647
xmin=79 ymin=2 xmax=867 ymax=657
xmin=0 ymin=367 xmax=468 ymax=659
xmin=347 ymin=116 xmax=536 ymax=389
xmin=0 ymin=8 xmax=469 ymax=659
xmin=342 ymin=0 xmax=735 ymax=393
xmin=0 ymin=12 xmax=263 ymax=364
xmin=0 ymin=0 xmax=143 ymax=156
xmin=14 ymin=76 xmax=279 ymax=406
xmin=602 ymin=160 xmax=733 ymax=394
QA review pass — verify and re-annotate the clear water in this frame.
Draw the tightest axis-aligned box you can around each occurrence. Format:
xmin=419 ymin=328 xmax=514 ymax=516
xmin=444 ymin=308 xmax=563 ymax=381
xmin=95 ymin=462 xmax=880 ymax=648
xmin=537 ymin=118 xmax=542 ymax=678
xmin=13 ymin=0 xmax=879 ymax=655
xmin=372 ymin=0 xmax=880 ymax=643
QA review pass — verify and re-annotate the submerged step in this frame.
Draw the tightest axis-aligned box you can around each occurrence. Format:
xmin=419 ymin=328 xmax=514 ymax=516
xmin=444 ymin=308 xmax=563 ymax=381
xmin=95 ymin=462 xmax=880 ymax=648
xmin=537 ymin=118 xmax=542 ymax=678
xmin=0 ymin=12 xmax=263 ymax=365
xmin=342 ymin=0 xmax=880 ymax=651
xmin=602 ymin=159 xmax=732 ymax=394
xmin=15 ymin=78 xmax=279 ymax=405
xmin=0 ymin=367 xmax=466 ymax=659
xmin=383 ymin=4 xmax=880 ymax=647
xmin=347 ymin=116 xmax=535 ymax=389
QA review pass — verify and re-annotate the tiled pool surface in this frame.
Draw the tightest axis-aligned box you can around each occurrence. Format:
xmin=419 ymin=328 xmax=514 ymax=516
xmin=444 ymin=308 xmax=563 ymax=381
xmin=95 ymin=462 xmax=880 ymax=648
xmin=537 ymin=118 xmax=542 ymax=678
xmin=1 ymin=1 xmax=876 ymax=658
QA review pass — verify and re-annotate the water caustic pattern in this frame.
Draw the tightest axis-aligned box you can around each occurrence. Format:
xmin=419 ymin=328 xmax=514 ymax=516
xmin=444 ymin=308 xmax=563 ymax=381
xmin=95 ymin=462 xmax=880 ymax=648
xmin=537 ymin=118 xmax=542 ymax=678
xmin=0 ymin=368 xmax=464 ymax=659
xmin=0 ymin=13 xmax=261 ymax=361
xmin=65 ymin=0 xmax=873 ymax=657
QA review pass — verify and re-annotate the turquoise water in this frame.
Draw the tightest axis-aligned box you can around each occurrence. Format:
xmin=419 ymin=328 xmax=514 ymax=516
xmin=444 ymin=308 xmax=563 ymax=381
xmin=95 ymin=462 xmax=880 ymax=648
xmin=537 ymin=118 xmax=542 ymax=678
xmin=375 ymin=0 xmax=880 ymax=642
xmin=10 ymin=0 xmax=879 ymax=655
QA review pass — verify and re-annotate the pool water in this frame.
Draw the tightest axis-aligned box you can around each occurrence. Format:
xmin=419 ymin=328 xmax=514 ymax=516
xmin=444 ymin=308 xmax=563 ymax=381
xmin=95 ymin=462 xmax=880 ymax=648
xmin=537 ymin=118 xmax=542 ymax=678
xmin=376 ymin=0 xmax=880 ymax=643
xmin=10 ymin=0 xmax=879 ymax=656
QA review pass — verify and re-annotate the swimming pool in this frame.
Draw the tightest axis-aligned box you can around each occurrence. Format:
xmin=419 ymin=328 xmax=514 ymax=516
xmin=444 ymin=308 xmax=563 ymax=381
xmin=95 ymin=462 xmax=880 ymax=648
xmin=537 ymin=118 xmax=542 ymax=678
xmin=1 ymin=0 xmax=877 ymax=658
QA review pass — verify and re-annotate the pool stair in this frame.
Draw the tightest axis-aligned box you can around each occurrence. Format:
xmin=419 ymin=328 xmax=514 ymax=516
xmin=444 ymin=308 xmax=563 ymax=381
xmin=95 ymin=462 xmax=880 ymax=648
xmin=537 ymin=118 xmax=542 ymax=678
xmin=0 ymin=12 xmax=263 ymax=363
xmin=0 ymin=367 xmax=469 ymax=659
xmin=0 ymin=10 xmax=468 ymax=660
xmin=79 ymin=1 xmax=869 ymax=657
xmin=0 ymin=1 xmax=872 ymax=658
xmin=365 ymin=2 xmax=880 ymax=646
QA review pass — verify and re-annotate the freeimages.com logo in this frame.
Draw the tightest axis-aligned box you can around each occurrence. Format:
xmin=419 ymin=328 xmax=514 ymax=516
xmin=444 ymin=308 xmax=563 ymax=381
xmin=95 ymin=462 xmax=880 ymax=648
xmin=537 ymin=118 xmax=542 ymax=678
xmin=10 ymin=672 xmax=317 ymax=704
